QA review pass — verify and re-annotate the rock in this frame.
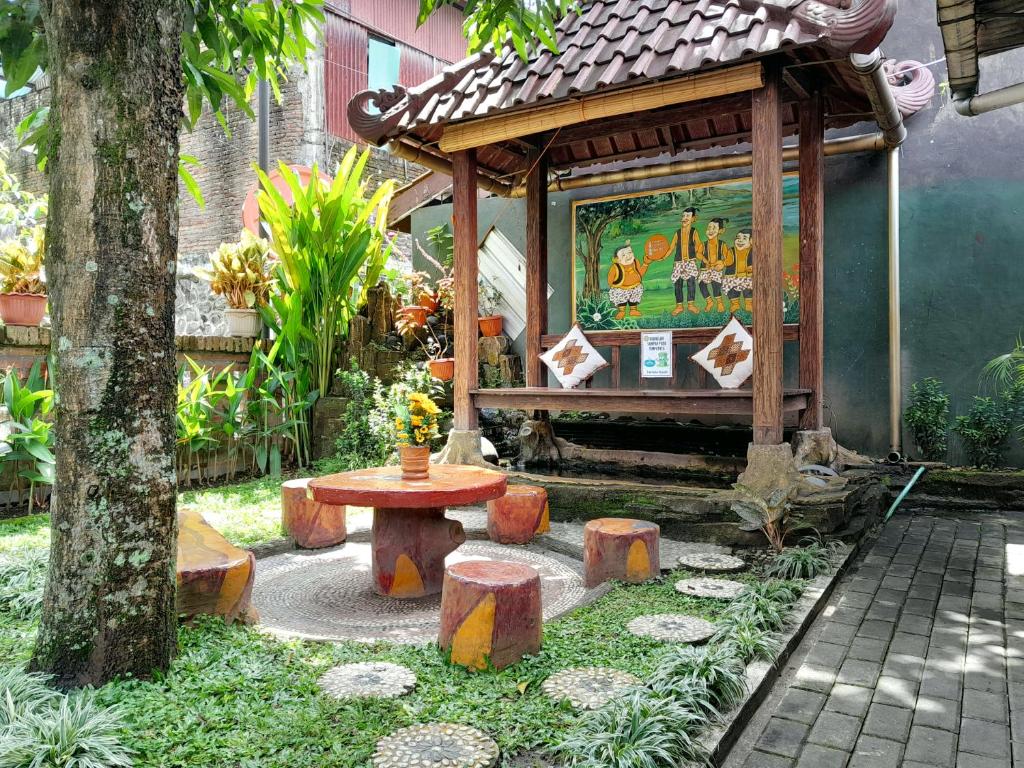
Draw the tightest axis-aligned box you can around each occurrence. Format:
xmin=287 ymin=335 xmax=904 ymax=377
xmin=519 ymin=419 xmax=561 ymax=466
xmin=479 ymin=335 xmax=510 ymax=366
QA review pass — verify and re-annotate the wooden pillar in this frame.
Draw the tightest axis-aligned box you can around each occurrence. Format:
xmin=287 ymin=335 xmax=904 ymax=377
xmin=453 ymin=150 xmax=479 ymax=430
xmin=525 ymin=149 xmax=548 ymax=387
xmin=751 ymin=64 xmax=784 ymax=445
xmin=798 ymin=91 xmax=825 ymax=430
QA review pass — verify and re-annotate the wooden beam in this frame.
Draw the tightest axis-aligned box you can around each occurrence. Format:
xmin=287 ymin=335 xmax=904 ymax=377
xmin=751 ymin=63 xmax=785 ymax=446
xmin=799 ymin=91 xmax=825 ymax=431
xmin=439 ymin=62 xmax=764 ymax=153
xmin=452 ymin=150 xmax=479 ymax=431
xmin=525 ymin=149 xmax=548 ymax=388
xmin=540 ymin=325 xmax=800 ymax=349
xmin=545 ymin=93 xmax=754 ymax=148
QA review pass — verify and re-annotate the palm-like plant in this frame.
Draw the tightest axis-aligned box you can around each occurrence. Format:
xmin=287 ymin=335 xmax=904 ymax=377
xmin=257 ymin=148 xmax=395 ymax=401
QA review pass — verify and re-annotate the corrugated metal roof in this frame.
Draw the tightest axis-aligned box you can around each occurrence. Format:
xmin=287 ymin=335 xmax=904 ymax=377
xmin=938 ymin=0 xmax=1024 ymax=95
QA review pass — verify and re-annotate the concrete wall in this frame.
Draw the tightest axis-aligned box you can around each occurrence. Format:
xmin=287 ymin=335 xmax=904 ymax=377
xmin=412 ymin=8 xmax=1024 ymax=465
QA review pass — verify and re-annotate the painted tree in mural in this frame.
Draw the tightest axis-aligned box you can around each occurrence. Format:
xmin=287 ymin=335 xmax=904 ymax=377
xmin=576 ymin=196 xmax=661 ymax=299
xmin=0 ymin=0 xmax=321 ymax=688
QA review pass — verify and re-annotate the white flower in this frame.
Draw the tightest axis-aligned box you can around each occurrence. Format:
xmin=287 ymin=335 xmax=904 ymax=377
xmin=592 ymin=312 xmax=602 ymax=322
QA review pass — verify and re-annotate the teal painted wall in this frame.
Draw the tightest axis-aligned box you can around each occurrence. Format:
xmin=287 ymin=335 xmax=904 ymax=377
xmin=412 ymin=7 xmax=1024 ymax=464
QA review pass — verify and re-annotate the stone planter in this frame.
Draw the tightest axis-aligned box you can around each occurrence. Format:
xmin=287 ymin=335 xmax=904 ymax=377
xmin=399 ymin=444 xmax=431 ymax=480
xmin=428 ymin=357 xmax=455 ymax=381
xmin=478 ymin=314 xmax=503 ymax=337
xmin=0 ymin=293 xmax=46 ymax=326
xmin=225 ymin=308 xmax=261 ymax=337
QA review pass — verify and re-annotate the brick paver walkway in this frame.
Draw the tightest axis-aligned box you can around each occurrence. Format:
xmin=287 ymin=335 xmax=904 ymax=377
xmin=737 ymin=513 xmax=1024 ymax=768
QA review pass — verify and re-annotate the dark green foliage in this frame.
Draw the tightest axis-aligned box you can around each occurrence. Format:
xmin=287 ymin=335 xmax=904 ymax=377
xmin=954 ymin=385 xmax=1024 ymax=469
xmin=556 ymin=688 xmax=708 ymax=768
xmin=651 ymin=644 xmax=746 ymax=719
xmin=0 ymin=547 xmax=46 ymax=620
xmin=730 ymin=483 xmax=803 ymax=552
xmin=331 ymin=360 xmax=389 ymax=470
xmin=417 ymin=0 xmax=570 ymax=60
xmin=0 ymin=360 xmax=54 ymax=513
xmin=766 ymin=537 xmax=837 ymax=580
xmin=0 ymin=666 xmax=133 ymax=768
xmin=904 ymin=377 xmax=950 ymax=461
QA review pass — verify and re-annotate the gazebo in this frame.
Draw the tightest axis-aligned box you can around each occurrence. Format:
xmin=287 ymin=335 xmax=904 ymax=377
xmin=348 ymin=0 xmax=934 ymax=465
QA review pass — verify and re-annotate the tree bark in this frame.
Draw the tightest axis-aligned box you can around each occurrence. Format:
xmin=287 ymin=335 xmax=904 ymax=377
xmin=32 ymin=0 xmax=184 ymax=687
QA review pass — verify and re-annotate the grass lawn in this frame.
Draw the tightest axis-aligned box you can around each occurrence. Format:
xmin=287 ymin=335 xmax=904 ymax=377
xmin=0 ymin=478 xmax=807 ymax=767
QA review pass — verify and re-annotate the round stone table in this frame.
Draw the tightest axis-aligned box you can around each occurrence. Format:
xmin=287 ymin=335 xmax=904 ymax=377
xmin=309 ymin=465 xmax=507 ymax=599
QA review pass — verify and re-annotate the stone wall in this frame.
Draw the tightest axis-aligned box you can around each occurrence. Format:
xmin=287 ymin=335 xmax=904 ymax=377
xmin=0 ymin=325 xmax=254 ymax=376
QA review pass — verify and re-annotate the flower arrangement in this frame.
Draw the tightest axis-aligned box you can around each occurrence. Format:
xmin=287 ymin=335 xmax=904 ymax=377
xmin=394 ymin=392 xmax=441 ymax=447
xmin=196 ymin=229 xmax=275 ymax=309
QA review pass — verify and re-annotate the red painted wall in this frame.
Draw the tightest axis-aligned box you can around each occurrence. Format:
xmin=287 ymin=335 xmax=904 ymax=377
xmin=325 ymin=0 xmax=465 ymax=141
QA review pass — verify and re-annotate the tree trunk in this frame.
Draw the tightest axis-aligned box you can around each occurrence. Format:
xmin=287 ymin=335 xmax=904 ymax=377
xmin=583 ymin=230 xmax=603 ymax=300
xmin=32 ymin=0 xmax=184 ymax=688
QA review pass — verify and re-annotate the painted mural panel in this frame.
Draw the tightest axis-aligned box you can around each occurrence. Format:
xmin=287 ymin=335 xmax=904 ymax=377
xmin=572 ymin=176 xmax=800 ymax=332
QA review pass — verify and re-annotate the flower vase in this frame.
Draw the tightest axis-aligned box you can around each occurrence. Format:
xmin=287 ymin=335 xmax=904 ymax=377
xmin=399 ymin=444 xmax=431 ymax=481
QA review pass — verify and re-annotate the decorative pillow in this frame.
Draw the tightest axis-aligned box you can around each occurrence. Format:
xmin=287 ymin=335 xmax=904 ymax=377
xmin=539 ymin=325 xmax=608 ymax=389
xmin=691 ymin=316 xmax=754 ymax=389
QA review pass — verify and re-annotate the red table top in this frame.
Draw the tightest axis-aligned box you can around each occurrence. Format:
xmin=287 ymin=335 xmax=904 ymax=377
xmin=308 ymin=464 xmax=508 ymax=509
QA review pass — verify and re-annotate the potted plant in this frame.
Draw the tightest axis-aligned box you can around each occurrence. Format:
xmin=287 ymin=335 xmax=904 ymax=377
xmin=0 ymin=226 xmax=47 ymax=326
xmin=394 ymin=391 xmax=441 ymax=480
xmin=197 ymin=230 xmax=274 ymax=337
xmin=426 ymin=334 xmax=454 ymax=382
xmin=396 ymin=270 xmax=433 ymax=328
xmin=478 ymin=280 xmax=503 ymax=337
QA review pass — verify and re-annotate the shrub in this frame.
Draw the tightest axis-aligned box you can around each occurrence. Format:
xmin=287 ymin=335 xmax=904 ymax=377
xmin=331 ymin=360 xmax=388 ymax=469
xmin=0 ymin=666 xmax=59 ymax=727
xmin=1 ymin=694 xmax=134 ymax=768
xmin=904 ymin=377 xmax=950 ymax=461
xmin=651 ymin=644 xmax=746 ymax=718
xmin=953 ymin=387 xmax=1022 ymax=469
xmin=195 ymin=229 xmax=275 ymax=309
xmin=0 ymin=546 xmax=47 ymax=620
xmin=711 ymin=616 xmax=780 ymax=663
xmin=730 ymin=483 xmax=803 ymax=552
xmin=556 ymin=688 xmax=707 ymax=768
xmin=724 ymin=580 xmax=801 ymax=632
xmin=766 ymin=537 xmax=837 ymax=580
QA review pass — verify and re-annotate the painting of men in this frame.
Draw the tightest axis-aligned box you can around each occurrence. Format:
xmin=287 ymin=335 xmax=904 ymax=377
xmin=666 ymin=207 xmax=703 ymax=316
xmin=698 ymin=217 xmax=733 ymax=313
xmin=724 ymin=228 xmax=754 ymax=313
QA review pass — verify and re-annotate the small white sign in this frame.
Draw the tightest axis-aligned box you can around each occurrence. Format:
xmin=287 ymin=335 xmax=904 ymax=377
xmin=640 ymin=331 xmax=673 ymax=379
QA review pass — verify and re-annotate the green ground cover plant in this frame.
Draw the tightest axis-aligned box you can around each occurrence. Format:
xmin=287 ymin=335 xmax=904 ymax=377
xmin=0 ymin=490 xmax=809 ymax=768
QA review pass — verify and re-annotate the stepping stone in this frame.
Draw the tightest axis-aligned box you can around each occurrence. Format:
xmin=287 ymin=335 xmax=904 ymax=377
xmin=373 ymin=723 xmax=499 ymax=768
xmin=318 ymin=662 xmax=416 ymax=699
xmin=541 ymin=667 xmax=642 ymax=710
xmin=675 ymin=577 xmax=745 ymax=600
xmin=627 ymin=614 xmax=716 ymax=643
xmin=677 ymin=552 xmax=746 ymax=573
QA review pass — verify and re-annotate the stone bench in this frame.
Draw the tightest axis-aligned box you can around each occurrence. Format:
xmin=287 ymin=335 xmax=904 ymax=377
xmin=282 ymin=477 xmax=347 ymax=549
xmin=486 ymin=484 xmax=550 ymax=544
xmin=176 ymin=508 xmax=255 ymax=623
xmin=439 ymin=560 xmax=542 ymax=670
xmin=583 ymin=518 xmax=660 ymax=588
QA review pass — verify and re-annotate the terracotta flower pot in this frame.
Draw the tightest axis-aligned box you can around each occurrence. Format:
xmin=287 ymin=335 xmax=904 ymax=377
xmin=418 ymin=292 xmax=440 ymax=314
xmin=0 ymin=293 xmax=47 ymax=326
xmin=225 ymin=308 xmax=261 ymax=337
xmin=399 ymin=444 xmax=431 ymax=481
xmin=428 ymin=357 xmax=455 ymax=381
xmin=478 ymin=314 xmax=503 ymax=337
xmin=398 ymin=305 xmax=428 ymax=328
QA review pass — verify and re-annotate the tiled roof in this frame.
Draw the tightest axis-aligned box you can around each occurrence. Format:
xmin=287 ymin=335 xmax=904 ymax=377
xmin=351 ymin=0 xmax=897 ymax=144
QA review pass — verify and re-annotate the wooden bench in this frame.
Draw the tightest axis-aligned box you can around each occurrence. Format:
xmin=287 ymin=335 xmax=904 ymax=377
xmin=475 ymin=326 xmax=809 ymax=419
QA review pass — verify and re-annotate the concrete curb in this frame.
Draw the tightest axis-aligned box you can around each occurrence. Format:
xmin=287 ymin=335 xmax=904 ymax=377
xmin=701 ymin=541 xmax=860 ymax=765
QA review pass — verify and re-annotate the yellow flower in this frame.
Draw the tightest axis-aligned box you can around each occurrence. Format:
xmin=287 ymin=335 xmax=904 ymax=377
xmin=411 ymin=415 xmax=422 ymax=426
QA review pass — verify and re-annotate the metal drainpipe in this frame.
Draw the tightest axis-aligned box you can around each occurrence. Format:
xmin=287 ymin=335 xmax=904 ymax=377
xmin=953 ymin=82 xmax=1024 ymax=116
xmin=887 ymin=146 xmax=902 ymax=462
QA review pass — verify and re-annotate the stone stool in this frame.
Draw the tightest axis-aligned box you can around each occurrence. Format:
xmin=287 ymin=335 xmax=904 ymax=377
xmin=439 ymin=560 xmax=542 ymax=670
xmin=486 ymin=484 xmax=550 ymax=544
xmin=583 ymin=518 xmax=660 ymax=588
xmin=281 ymin=478 xmax=347 ymax=549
